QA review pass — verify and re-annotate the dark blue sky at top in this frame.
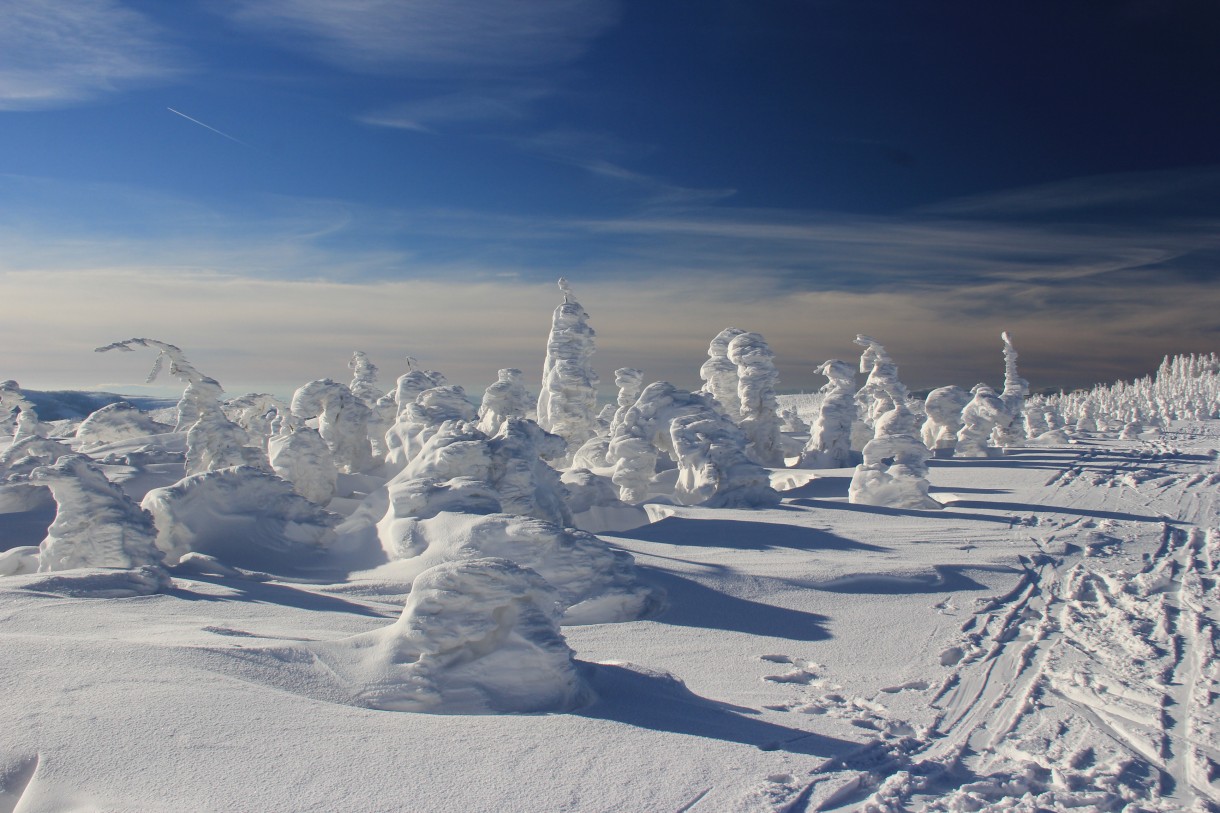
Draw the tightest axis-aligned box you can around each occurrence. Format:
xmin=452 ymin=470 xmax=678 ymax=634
xmin=1 ymin=0 xmax=1218 ymax=392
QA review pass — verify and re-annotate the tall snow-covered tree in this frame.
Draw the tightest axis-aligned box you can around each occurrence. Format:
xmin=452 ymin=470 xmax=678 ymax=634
xmin=536 ymin=278 xmax=599 ymax=458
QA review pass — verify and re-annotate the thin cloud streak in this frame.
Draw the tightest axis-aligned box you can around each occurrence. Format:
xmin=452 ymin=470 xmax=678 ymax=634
xmin=0 ymin=0 xmax=183 ymax=110
xmin=167 ymin=108 xmax=247 ymax=146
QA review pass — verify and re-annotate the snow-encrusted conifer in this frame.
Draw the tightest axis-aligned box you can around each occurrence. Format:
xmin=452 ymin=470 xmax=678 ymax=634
xmin=30 ymin=455 xmax=166 ymax=573
xmin=994 ymin=332 xmax=1029 ymax=446
xmin=0 ymin=381 xmax=46 ymax=441
xmin=699 ymin=328 xmax=746 ymax=420
xmin=800 ymin=360 xmax=858 ymax=469
xmin=921 ymin=386 xmax=970 ymax=454
xmin=267 ymin=411 xmax=338 ymax=505
xmin=536 ymin=278 xmax=599 ymax=457
xmin=571 ymin=367 xmax=643 ymax=470
xmin=849 ymin=402 xmax=941 ymax=510
xmin=854 ymin=335 xmax=904 ymax=426
xmin=727 ymin=331 xmax=786 ymax=467
xmin=956 ymin=384 xmax=1012 ymax=457
xmin=291 ymin=379 xmax=375 ymax=474
xmin=96 ymin=338 xmax=222 ymax=432
xmin=348 ymin=351 xmax=382 ymax=406
xmin=384 ymin=385 xmax=478 ymax=475
xmin=478 ymin=368 xmax=531 ymax=436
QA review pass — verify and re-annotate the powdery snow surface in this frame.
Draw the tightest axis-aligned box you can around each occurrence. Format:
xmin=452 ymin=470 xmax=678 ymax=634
xmin=1 ymin=411 xmax=1218 ymax=810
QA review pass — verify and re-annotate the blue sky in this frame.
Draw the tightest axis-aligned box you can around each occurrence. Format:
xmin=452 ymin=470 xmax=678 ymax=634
xmin=2 ymin=0 xmax=1218 ymax=397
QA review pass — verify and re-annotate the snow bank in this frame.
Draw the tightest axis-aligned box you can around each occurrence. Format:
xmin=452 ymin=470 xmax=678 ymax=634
xmin=28 ymin=455 xmax=167 ymax=573
xmin=376 ymin=509 xmax=659 ymax=625
xmin=74 ymin=402 xmax=171 ymax=448
xmin=141 ymin=466 xmax=339 ymax=572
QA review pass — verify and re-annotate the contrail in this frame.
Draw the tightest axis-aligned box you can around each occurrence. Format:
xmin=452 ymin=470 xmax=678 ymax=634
xmin=166 ymin=107 xmax=246 ymax=145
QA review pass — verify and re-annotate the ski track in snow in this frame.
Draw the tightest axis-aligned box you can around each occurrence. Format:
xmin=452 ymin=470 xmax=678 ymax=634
xmin=763 ymin=424 xmax=1220 ymax=812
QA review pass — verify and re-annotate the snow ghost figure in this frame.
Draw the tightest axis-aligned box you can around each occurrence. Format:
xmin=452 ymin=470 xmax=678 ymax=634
xmin=727 ymin=331 xmax=786 ymax=467
xmin=478 ymin=368 xmax=532 ymax=436
xmin=956 ymin=384 xmax=1012 ymax=457
xmin=349 ymin=558 xmax=590 ymax=714
xmin=384 ymin=385 xmax=479 ymax=475
xmin=801 ymin=359 xmax=859 ymax=469
xmin=30 ymin=455 xmax=166 ymax=573
xmin=95 ymin=338 xmax=223 ymax=432
xmin=348 ymin=351 xmax=383 ymax=407
xmin=921 ymin=386 xmax=970 ymax=455
xmin=699 ymin=328 xmax=747 ymax=420
xmin=0 ymin=381 xmax=45 ymax=441
xmin=291 ymin=379 xmax=375 ymax=474
xmin=854 ymin=335 xmax=905 ymax=426
xmin=994 ymin=332 xmax=1029 ymax=446
xmin=267 ymin=414 xmax=338 ymax=505
xmin=536 ymin=278 xmax=600 ymax=459
xmin=571 ymin=367 xmax=644 ymax=470
xmin=849 ymin=400 xmax=941 ymax=510
xmin=607 ymin=382 xmax=779 ymax=507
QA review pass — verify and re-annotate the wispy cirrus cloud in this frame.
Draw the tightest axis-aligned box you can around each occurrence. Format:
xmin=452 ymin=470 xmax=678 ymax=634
xmin=218 ymin=0 xmax=619 ymax=75
xmin=0 ymin=0 xmax=184 ymax=110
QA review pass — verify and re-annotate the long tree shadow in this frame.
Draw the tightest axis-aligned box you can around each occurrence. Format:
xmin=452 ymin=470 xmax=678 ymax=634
xmin=606 ymin=516 xmax=888 ymax=553
xmin=943 ymin=499 xmax=1177 ymax=525
xmin=577 ymin=661 xmax=858 ymax=757
xmin=788 ymin=499 xmax=1017 ymax=524
xmin=165 ymin=573 xmax=392 ymax=618
xmin=787 ymin=564 xmax=999 ymax=595
xmin=638 ymin=567 xmax=831 ymax=641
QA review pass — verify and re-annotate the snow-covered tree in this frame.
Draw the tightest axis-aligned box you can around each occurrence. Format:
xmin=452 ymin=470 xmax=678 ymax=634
xmin=478 ymin=368 xmax=531 ymax=436
xmin=699 ymin=328 xmax=746 ymax=420
xmin=267 ymin=411 xmax=338 ymax=505
xmin=956 ymin=384 xmax=1012 ymax=457
xmin=0 ymin=381 xmax=46 ymax=441
xmin=800 ymin=359 xmax=859 ymax=469
xmin=921 ymin=386 xmax=970 ymax=455
xmin=291 ymin=379 xmax=375 ymax=474
xmin=384 ymin=385 xmax=478 ymax=475
xmin=30 ymin=455 xmax=167 ymax=573
xmin=994 ymin=332 xmax=1029 ymax=446
xmin=348 ymin=351 xmax=382 ymax=406
xmin=95 ymin=338 xmax=222 ymax=432
xmin=727 ymin=331 xmax=786 ymax=467
xmin=536 ymin=278 xmax=600 ymax=458
xmin=849 ymin=402 xmax=941 ymax=510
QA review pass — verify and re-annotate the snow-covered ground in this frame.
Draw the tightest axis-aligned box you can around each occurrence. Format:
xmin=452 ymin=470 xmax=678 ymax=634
xmin=2 ymin=413 xmax=1218 ymax=811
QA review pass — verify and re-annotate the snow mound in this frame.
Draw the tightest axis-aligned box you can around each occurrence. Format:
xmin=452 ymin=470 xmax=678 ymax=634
xmin=141 ymin=466 xmax=339 ymax=572
xmin=74 ymin=402 xmax=171 ymax=448
xmin=376 ymin=510 xmax=661 ymax=624
xmin=6 ymin=565 xmax=170 ymax=597
xmin=339 ymin=558 xmax=590 ymax=713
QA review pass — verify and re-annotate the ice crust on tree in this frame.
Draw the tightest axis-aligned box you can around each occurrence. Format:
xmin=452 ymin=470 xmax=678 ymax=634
xmin=800 ymin=359 xmax=859 ymax=469
xmin=536 ymin=278 xmax=600 ymax=458
xmin=957 ymin=384 xmax=1013 ymax=457
xmin=571 ymin=367 xmax=644 ymax=470
xmin=0 ymin=380 xmax=47 ymax=441
xmin=324 ymin=558 xmax=590 ymax=714
xmin=699 ymin=328 xmax=746 ymax=420
xmin=994 ymin=331 xmax=1029 ymax=446
xmin=854 ymin=335 xmax=905 ymax=426
xmin=849 ymin=400 xmax=941 ymax=510
xmin=222 ymin=393 xmax=286 ymax=446
xmin=376 ymin=508 xmax=658 ymax=625
xmin=74 ymin=402 xmax=171 ymax=448
xmin=726 ymin=331 xmax=787 ymax=467
xmin=477 ymin=368 xmax=531 ymax=436
xmin=26 ymin=455 xmax=167 ymax=575
xmin=347 ymin=351 xmax=382 ymax=406
xmin=95 ymin=338 xmax=222 ymax=432
xmin=607 ymin=382 xmax=779 ymax=508
xmin=384 ymin=385 xmax=478 ymax=475
xmin=291 ymin=379 xmax=375 ymax=474
xmin=141 ymin=466 xmax=339 ymax=571
xmin=267 ymin=415 xmax=338 ymax=506
xmin=922 ymin=386 xmax=970 ymax=454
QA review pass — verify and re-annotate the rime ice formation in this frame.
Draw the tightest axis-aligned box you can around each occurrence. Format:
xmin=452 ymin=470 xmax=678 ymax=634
xmin=384 ymin=385 xmax=479 ymax=475
xmin=854 ymin=335 xmax=905 ymax=425
xmin=477 ymin=368 xmax=531 ymax=436
xmin=95 ymin=338 xmax=266 ymax=475
xmin=536 ymin=278 xmax=599 ymax=457
xmin=343 ymin=558 xmax=589 ymax=714
xmin=348 ymin=351 xmax=382 ymax=406
xmin=727 ymin=331 xmax=786 ymax=467
xmin=956 ymin=384 xmax=1013 ymax=458
xmin=375 ymin=510 xmax=658 ymax=625
xmin=291 ymin=379 xmax=375 ymax=474
xmin=571 ymin=367 xmax=644 ymax=470
xmin=0 ymin=381 xmax=45 ymax=440
xmin=392 ymin=369 xmax=448 ymax=416
xmin=142 ymin=466 xmax=338 ymax=571
xmin=396 ymin=417 xmax=571 ymax=528
xmin=28 ymin=455 xmax=167 ymax=573
xmin=95 ymin=338 xmax=223 ymax=432
xmin=994 ymin=332 xmax=1029 ymax=446
xmin=921 ymin=386 xmax=970 ymax=454
xmin=74 ymin=402 xmax=171 ymax=448
xmin=800 ymin=359 xmax=859 ymax=469
xmin=699 ymin=328 xmax=747 ymax=420
xmin=267 ymin=417 xmax=338 ymax=505
xmin=607 ymin=382 xmax=779 ymax=507
xmin=849 ymin=399 xmax=941 ymax=510
xmin=0 ymin=436 xmax=72 ymax=514
xmin=222 ymin=394 xmax=286 ymax=445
